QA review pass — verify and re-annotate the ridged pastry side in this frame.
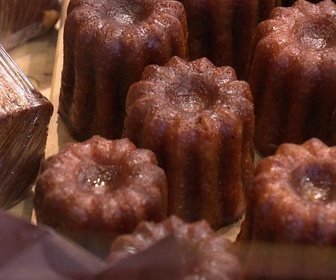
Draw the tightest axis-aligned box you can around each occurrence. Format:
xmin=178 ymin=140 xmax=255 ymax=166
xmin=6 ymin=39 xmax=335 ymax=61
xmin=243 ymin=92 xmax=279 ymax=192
xmin=59 ymin=0 xmax=187 ymax=141
xmin=124 ymin=56 xmax=254 ymax=229
xmin=248 ymin=0 xmax=336 ymax=155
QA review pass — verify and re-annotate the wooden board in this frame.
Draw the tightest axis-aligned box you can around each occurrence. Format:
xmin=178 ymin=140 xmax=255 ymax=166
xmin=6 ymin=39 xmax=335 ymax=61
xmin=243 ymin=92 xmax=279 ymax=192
xmin=46 ymin=0 xmax=73 ymax=158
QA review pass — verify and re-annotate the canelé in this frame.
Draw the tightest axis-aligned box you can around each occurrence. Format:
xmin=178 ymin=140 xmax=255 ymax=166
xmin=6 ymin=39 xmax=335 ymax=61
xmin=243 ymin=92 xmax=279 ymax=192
xmin=248 ymin=0 xmax=336 ymax=155
xmin=0 ymin=0 xmax=60 ymax=50
xmin=239 ymin=138 xmax=336 ymax=244
xmin=59 ymin=0 xmax=187 ymax=141
xmin=34 ymin=136 xmax=167 ymax=257
xmin=123 ymin=56 xmax=255 ymax=229
xmin=177 ymin=0 xmax=281 ymax=78
xmin=238 ymin=138 xmax=336 ymax=279
xmin=107 ymin=216 xmax=243 ymax=279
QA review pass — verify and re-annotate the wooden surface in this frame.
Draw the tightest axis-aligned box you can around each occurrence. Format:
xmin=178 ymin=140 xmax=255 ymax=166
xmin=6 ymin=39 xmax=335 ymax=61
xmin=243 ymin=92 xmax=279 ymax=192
xmin=45 ymin=0 xmax=74 ymax=158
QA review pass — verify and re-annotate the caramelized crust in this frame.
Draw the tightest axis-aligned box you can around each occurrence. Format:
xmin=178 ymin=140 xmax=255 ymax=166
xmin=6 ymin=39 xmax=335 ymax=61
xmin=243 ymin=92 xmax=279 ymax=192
xmin=123 ymin=56 xmax=255 ymax=229
xmin=34 ymin=136 xmax=167 ymax=255
xmin=282 ymin=0 xmax=335 ymax=6
xmin=60 ymin=0 xmax=187 ymax=141
xmin=237 ymin=138 xmax=336 ymax=278
xmin=239 ymin=138 xmax=336 ymax=244
xmin=248 ymin=0 xmax=336 ymax=155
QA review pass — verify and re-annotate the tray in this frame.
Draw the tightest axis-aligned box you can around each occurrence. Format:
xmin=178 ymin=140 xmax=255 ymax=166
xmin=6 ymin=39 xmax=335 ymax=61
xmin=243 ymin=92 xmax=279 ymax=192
xmin=16 ymin=2 xmax=336 ymax=278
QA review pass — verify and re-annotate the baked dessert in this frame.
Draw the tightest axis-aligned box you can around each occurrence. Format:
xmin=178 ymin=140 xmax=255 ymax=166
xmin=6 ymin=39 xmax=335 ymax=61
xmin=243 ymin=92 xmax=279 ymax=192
xmin=0 ymin=0 xmax=60 ymax=50
xmin=34 ymin=136 xmax=167 ymax=257
xmin=238 ymin=138 xmax=336 ymax=278
xmin=282 ymin=0 xmax=335 ymax=6
xmin=248 ymin=0 xmax=336 ymax=156
xmin=107 ymin=216 xmax=243 ymax=280
xmin=239 ymin=138 xmax=336 ymax=243
xmin=123 ymin=56 xmax=255 ymax=229
xmin=176 ymin=0 xmax=281 ymax=78
xmin=59 ymin=0 xmax=187 ymax=141
xmin=0 ymin=45 xmax=53 ymax=208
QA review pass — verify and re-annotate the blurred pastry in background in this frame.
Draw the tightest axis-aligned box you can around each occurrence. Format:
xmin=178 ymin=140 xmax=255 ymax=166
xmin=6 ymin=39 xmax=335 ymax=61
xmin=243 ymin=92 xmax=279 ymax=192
xmin=0 ymin=0 xmax=60 ymax=50
xmin=106 ymin=216 xmax=243 ymax=280
xmin=176 ymin=0 xmax=281 ymax=79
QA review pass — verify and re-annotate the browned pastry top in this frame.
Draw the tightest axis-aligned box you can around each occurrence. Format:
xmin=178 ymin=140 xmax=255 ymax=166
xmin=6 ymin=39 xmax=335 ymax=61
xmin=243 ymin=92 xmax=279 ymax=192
xmin=253 ymin=0 xmax=336 ymax=54
xmin=255 ymin=138 xmax=336 ymax=206
xmin=126 ymin=56 xmax=253 ymax=133
xmin=246 ymin=138 xmax=336 ymax=244
xmin=34 ymin=136 xmax=167 ymax=232
xmin=67 ymin=0 xmax=187 ymax=41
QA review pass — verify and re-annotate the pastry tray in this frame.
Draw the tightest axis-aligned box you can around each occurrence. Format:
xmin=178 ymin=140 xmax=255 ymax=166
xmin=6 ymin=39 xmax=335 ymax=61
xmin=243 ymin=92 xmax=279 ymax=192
xmin=7 ymin=2 xmax=336 ymax=278
xmin=8 ymin=0 xmax=241 ymax=241
xmin=42 ymin=0 xmax=241 ymax=242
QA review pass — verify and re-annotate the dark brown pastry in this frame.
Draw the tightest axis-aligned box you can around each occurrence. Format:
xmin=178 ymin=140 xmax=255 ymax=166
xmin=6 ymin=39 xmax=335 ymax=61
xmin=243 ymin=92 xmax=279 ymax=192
xmin=282 ymin=0 xmax=335 ymax=6
xmin=0 ymin=45 xmax=53 ymax=208
xmin=123 ymin=56 xmax=255 ymax=229
xmin=0 ymin=0 xmax=60 ymax=50
xmin=107 ymin=216 xmax=243 ymax=280
xmin=238 ymin=138 xmax=336 ymax=279
xmin=248 ymin=0 xmax=336 ymax=156
xmin=176 ymin=0 xmax=281 ymax=78
xmin=239 ymin=138 xmax=336 ymax=243
xmin=34 ymin=136 xmax=167 ymax=257
xmin=59 ymin=0 xmax=188 ymax=141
